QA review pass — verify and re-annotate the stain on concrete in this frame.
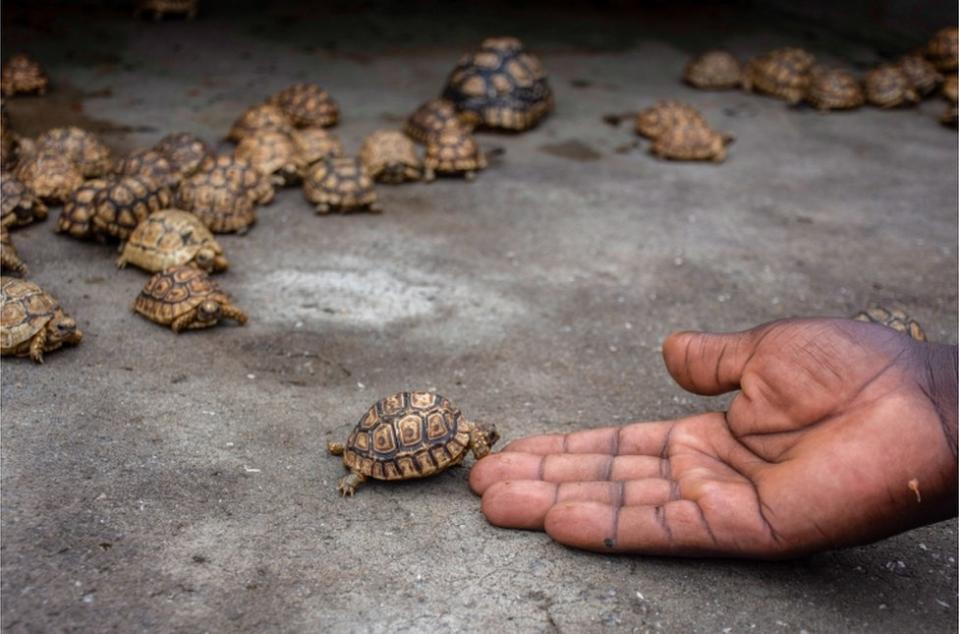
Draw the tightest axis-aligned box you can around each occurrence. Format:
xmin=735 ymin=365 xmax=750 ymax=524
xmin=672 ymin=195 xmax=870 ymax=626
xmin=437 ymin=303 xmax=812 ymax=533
xmin=538 ymin=139 xmax=602 ymax=161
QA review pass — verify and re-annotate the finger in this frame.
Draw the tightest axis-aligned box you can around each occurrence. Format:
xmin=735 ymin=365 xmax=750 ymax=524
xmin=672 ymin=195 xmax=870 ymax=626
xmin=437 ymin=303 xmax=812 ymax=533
xmin=662 ymin=325 xmax=771 ymax=396
xmin=469 ymin=452 xmax=666 ymax=495
xmin=482 ymin=479 xmax=676 ymax=530
xmin=503 ymin=421 xmax=675 ymax=456
xmin=544 ymin=500 xmax=724 ymax=555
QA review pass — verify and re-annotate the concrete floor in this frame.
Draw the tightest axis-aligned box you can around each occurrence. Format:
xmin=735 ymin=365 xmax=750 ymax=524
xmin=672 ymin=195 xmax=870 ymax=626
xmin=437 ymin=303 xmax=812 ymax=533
xmin=2 ymin=3 xmax=957 ymax=633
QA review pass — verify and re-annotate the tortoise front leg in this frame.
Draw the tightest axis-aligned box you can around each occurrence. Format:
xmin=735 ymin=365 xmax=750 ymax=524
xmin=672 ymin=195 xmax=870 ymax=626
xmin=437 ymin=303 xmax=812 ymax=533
xmin=1 ymin=250 xmax=26 ymax=275
xmin=337 ymin=472 xmax=366 ymax=497
xmin=29 ymin=328 xmax=48 ymax=364
xmin=171 ymin=309 xmax=197 ymax=333
xmin=219 ymin=304 xmax=248 ymax=326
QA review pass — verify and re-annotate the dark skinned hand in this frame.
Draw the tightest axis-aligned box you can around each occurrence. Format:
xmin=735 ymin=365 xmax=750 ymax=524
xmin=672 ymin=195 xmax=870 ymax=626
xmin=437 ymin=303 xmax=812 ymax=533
xmin=470 ymin=318 xmax=958 ymax=558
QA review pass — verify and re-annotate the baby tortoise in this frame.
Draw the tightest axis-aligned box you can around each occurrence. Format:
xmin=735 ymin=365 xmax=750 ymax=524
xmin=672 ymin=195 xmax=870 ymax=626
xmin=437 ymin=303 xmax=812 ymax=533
xmin=943 ymin=74 xmax=958 ymax=103
xmin=634 ymin=101 xmax=707 ymax=139
xmin=153 ymin=132 xmax=213 ymax=178
xmin=683 ymin=50 xmax=742 ymax=89
xmin=805 ymin=67 xmax=864 ymax=111
xmin=1 ymin=277 xmax=82 ymax=363
xmin=268 ymin=83 xmax=340 ymax=128
xmin=35 ymin=127 xmax=113 ymax=177
xmin=853 ymin=305 xmax=926 ymax=342
xmin=1 ymin=54 xmax=48 ymax=97
xmin=118 ymin=209 xmax=228 ymax=273
xmin=1 ymin=169 xmax=48 ymax=228
xmin=423 ymin=126 xmax=487 ymax=180
xmin=195 ymin=154 xmax=274 ymax=205
xmin=864 ymin=65 xmax=919 ymax=108
xmin=442 ymin=36 xmax=553 ymax=131
xmin=742 ymin=47 xmax=815 ymax=105
xmin=290 ymin=127 xmax=344 ymax=168
xmin=135 ymin=0 xmax=198 ymax=20
xmin=303 ymin=156 xmax=380 ymax=214
xmin=327 ymin=391 xmax=500 ymax=496
xmin=897 ymin=56 xmax=942 ymax=96
xmin=227 ymin=104 xmax=294 ymax=143
xmin=404 ymin=98 xmax=466 ymax=144
xmin=359 ymin=129 xmax=434 ymax=184
xmin=234 ymin=130 xmax=304 ymax=186
xmin=134 ymin=265 xmax=247 ymax=333
xmin=113 ymin=148 xmax=180 ymax=189
xmin=1 ymin=226 xmax=26 ymax=275
xmin=925 ymin=27 xmax=958 ymax=72
xmin=15 ymin=152 xmax=83 ymax=204
xmin=92 ymin=175 xmax=173 ymax=241
xmin=57 ymin=179 xmax=111 ymax=240
xmin=176 ymin=161 xmax=258 ymax=234
xmin=650 ymin=120 xmax=732 ymax=162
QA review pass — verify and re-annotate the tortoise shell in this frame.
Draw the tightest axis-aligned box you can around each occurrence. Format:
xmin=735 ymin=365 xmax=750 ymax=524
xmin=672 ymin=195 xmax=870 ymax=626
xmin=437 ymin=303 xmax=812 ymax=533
xmin=853 ymin=305 xmax=926 ymax=341
xmin=234 ymin=130 xmax=304 ymax=186
xmin=650 ymin=120 xmax=731 ymax=162
xmin=1 ymin=226 xmax=26 ymax=275
xmin=176 ymin=160 xmax=258 ymax=234
xmin=423 ymin=127 xmax=487 ymax=179
xmin=404 ymin=98 xmax=466 ymax=144
xmin=113 ymin=148 xmax=180 ymax=189
xmin=943 ymin=74 xmax=958 ymax=103
xmin=897 ymin=56 xmax=942 ymax=96
xmin=743 ymin=47 xmax=815 ymax=104
xmin=1 ymin=277 xmax=81 ymax=362
xmin=57 ymin=178 xmax=111 ymax=240
xmin=36 ymin=127 xmax=113 ymax=178
xmin=864 ymin=65 xmax=918 ymax=108
xmin=634 ymin=101 xmax=707 ymax=139
xmin=303 ymin=157 xmax=379 ymax=214
xmin=1 ymin=169 xmax=48 ymax=227
xmin=926 ymin=27 xmax=958 ymax=72
xmin=227 ymin=104 xmax=294 ymax=143
xmin=118 ymin=209 xmax=228 ymax=273
xmin=359 ymin=129 xmax=433 ymax=184
xmin=92 ymin=175 xmax=173 ymax=241
xmin=14 ymin=152 xmax=83 ymax=204
xmin=268 ymin=83 xmax=339 ymax=128
xmin=153 ymin=132 xmax=213 ymax=178
xmin=290 ymin=127 xmax=344 ymax=167
xmin=442 ymin=37 xmax=553 ymax=131
xmin=805 ymin=67 xmax=864 ymax=111
xmin=134 ymin=265 xmax=246 ymax=330
xmin=341 ymin=391 xmax=472 ymax=480
xmin=136 ymin=0 xmax=197 ymax=19
xmin=1 ymin=54 xmax=48 ymax=97
xmin=194 ymin=154 xmax=274 ymax=205
xmin=683 ymin=50 xmax=742 ymax=89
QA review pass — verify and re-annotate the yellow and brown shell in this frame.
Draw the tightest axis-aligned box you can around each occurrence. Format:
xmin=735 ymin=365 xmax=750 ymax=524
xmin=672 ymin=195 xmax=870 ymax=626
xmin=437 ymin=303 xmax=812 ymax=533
xmin=1 ymin=277 xmax=56 ymax=351
xmin=423 ymin=127 xmax=487 ymax=178
xmin=194 ymin=154 xmax=274 ymax=205
xmin=136 ymin=0 xmax=198 ymax=19
xmin=113 ymin=148 xmax=180 ymax=189
xmin=303 ymin=156 xmax=379 ymax=214
xmin=35 ymin=127 xmax=113 ymax=177
xmin=92 ymin=175 xmax=173 ymax=241
xmin=683 ymin=50 xmax=742 ymax=89
xmin=227 ymin=104 xmax=294 ymax=143
xmin=1 ymin=54 xmax=48 ymax=97
xmin=359 ymin=129 xmax=433 ymax=184
xmin=176 ymin=161 xmax=258 ymax=233
xmin=290 ymin=127 xmax=344 ymax=168
xmin=118 ymin=209 xmax=228 ymax=273
xmin=897 ymin=56 xmax=942 ymax=96
xmin=925 ymin=27 xmax=959 ymax=72
xmin=853 ymin=305 xmax=926 ymax=341
xmin=268 ymin=83 xmax=339 ymax=128
xmin=650 ymin=120 xmax=731 ymax=162
xmin=234 ymin=130 xmax=304 ymax=186
xmin=805 ymin=67 xmax=864 ymax=111
xmin=14 ymin=152 xmax=83 ymax=204
xmin=57 ymin=178 xmax=111 ymax=240
xmin=404 ymin=98 xmax=466 ymax=144
xmin=742 ymin=47 xmax=815 ymax=104
xmin=864 ymin=65 xmax=919 ymax=108
xmin=1 ymin=169 xmax=48 ymax=227
xmin=134 ymin=265 xmax=235 ymax=326
xmin=634 ymin=101 xmax=707 ymax=139
xmin=442 ymin=37 xmax=553 ymax=131
xmin=339 ymin=391 xmax=472 ymax=480
xmin=153 ymin=132 xmax=213 ymax=178
xmin=1 ymin=226 xmax=26 ymax=275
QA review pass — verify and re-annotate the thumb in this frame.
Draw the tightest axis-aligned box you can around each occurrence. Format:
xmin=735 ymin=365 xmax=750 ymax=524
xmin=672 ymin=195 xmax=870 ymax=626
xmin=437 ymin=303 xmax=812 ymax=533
xmin=662 ymin=326 xmax=768 ymax=395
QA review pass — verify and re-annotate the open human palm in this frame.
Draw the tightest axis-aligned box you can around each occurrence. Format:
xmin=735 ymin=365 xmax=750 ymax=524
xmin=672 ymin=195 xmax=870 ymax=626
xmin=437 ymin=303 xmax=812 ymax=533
xmin=470 ymin=319 xmax=958 ymax=557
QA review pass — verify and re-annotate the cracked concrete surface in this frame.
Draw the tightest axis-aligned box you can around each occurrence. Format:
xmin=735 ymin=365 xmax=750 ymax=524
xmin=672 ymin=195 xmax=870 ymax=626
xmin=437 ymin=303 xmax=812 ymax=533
xmin=1 ymin=2 xmax=957 ymax=632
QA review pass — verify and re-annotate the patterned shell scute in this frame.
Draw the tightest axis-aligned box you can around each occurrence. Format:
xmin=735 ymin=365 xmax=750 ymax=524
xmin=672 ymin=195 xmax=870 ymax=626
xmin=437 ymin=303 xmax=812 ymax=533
xmin=404 ymin=99 xmax=465 ymax=144
xmin=1 ymin=169 xmax=48 ymax=227
xmin=896 ymin=56 xmax=942 ymax=96
xmin=343 ymin=391 xmax=471 ymax=480
xmin=441 ymin=37 xmax=553 ymax=131
xmin=195 ymin=154 xmax=274 ymax=205
xmin=234 ymin=131 xmax=303 ymax=184
xmin=359 ymin=129 xmax=428 ymax=183
xmin=176 ymin=166 xmax=257 ymax=234
xmin=227 ymin=104 xmax=294 ymax=143
xmin=93 ymin=175 xmax=173 ymax=241
xmin=805 ymin=67 xmax=864 ymax=110
xmin=925 ymin=27 xmax=959 ymax=72
xmin=1 ymin=277 xmax=57 ymax=350
xmin=153 ymin=132 xmax=214 ymax=178
xmin=15 ymin=152 xmax=84 ymax=204
xmin=864 ymin=65 xmax=918 ymax=108
xmin=36 ymin=127 xmax=113 ymax=178
xmin=683 ymin=50 xmax=742 ymax=89
xmin=1 ymin=54 xmax=48 ymax=97
xmin=291 ymin=128 xmax=344 ymax=166
xmin=743 ymin=47 xmax=815 ymax=104
xmin=268 ymin=83 xmax=340 ymax=128
xmin=634 ymin=101 xmax=706 ymax=139
xmin=853 ymin=306 xmax=926 ymax=342
xmin=113 ymin=149 xmax=180 ymax=189
xmin=651 ymin=121 xmax=729 ymax=162
xmin=134 ymin=265 xmax=228 ymax=324
xmin=303 ymin=157 xmax=378 ymax=212
xmin=58 ymin=178 xmax=110 ymax=239
xmin=423 ymin=127 xmax=487 ymax=175
xmin=121 ymin=209 xmax=225 ymax=272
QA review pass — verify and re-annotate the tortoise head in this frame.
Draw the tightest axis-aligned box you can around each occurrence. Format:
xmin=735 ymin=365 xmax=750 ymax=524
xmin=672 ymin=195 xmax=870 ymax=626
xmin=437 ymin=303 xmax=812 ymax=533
xmin=193 ymin=247 xmax=216 ymax=272
xmin=197 ymin=299 xmax=221 ymax=323
xmin=49 ymin=311 xmax=82 ymax=346
xmin=469 ymin=422 xmax=500 ymax=459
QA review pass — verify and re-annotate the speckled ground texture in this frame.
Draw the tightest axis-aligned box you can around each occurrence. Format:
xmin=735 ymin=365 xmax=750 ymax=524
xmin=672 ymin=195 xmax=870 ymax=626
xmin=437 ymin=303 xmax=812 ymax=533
xmin=1 ymin=2 xmax=957 ymax=633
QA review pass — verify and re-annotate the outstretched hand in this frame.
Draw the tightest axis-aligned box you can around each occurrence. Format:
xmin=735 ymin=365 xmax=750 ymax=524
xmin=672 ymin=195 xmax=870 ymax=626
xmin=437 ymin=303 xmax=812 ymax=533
xmin=470 ymin=318 xmax=958 ymax=558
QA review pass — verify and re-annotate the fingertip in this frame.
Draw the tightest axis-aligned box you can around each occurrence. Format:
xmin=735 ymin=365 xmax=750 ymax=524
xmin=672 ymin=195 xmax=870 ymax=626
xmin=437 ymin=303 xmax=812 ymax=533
xmin=481 ymin=481 xmax=554 ymax=530
xmin=468 ymin=456 xmax=494 ymax=495
xmin=468 ymin=452 xmax=542 ymax=495
xmin=544 ymin=501 xmax=617 ymax=551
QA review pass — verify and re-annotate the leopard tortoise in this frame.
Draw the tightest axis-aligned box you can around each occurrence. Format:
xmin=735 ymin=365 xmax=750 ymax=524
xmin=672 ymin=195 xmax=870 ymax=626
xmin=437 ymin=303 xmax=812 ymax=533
xmin=1 ymin=277 xmax=82 ymax=363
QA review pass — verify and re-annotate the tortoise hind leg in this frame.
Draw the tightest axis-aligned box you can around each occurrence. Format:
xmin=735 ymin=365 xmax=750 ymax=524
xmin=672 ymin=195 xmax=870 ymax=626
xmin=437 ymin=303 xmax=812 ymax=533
xmin=337 ymin=472 xmax=366 ymax=497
